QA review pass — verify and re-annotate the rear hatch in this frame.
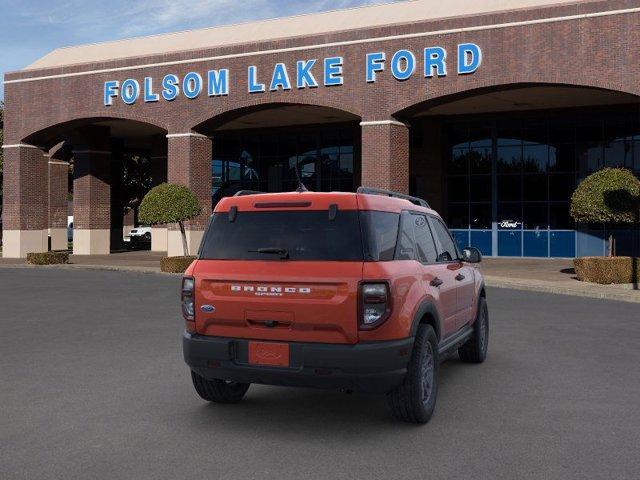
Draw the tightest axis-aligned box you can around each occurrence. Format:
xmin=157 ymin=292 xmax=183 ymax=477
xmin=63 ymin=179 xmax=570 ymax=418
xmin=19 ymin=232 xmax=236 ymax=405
xmin=193 ymin=196 xmax=363 ymax=344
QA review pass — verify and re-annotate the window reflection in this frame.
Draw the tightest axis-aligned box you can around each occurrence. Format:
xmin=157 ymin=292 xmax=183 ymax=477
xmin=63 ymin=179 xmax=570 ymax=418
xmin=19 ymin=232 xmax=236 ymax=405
xmin=211 ymin=125 xmax=357 ymax=205
xmin=446 ymin=109 xmax=640 ymax=240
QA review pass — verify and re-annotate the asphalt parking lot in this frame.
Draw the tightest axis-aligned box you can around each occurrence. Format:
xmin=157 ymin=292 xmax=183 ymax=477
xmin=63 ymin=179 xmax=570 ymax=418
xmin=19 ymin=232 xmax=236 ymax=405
xmin=1 ymin=268 xmax=639 ymax=480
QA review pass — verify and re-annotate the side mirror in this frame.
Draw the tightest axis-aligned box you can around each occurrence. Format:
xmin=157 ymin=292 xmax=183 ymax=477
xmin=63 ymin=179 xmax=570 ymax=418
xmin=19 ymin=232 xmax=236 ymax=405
xmin=462 ymin=247 xmax=482 ymax=263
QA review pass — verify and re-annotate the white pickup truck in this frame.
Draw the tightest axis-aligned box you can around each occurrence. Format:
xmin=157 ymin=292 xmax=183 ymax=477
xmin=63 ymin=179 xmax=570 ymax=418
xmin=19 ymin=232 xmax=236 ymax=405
xmin=124 ymin=226 xmax=152 ymax=248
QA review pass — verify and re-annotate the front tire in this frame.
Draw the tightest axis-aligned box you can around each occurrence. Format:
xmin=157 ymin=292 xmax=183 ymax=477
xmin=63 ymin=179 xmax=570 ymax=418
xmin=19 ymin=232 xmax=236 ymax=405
xmin=458 ymin=296 xmax=489 ymax=363
xmin=190 ymin=371 xmax=250 ymax=404
xmin=387 ymin=324 xmax=438 ymax=424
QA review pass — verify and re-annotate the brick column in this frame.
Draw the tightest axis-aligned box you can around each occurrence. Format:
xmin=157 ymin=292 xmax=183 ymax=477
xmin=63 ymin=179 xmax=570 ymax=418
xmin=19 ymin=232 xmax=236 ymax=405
xmin=150 ymin=134 xmax=168 ymax=252
xmin=1 ymin=144 xmax=49 ymax=258
xmin=360 ymin=120 xmax=410 ymax=194
xmin=166 ymin=132 xmax=212 ymax=257
xmin=72 ymin=127 xmax=112 ymax=255
xmin=48 ymin=144 xmax=69 ymax=251
xmin=110 ymin=142 xmax=125 ymax=251
xmin=410 ymin=119 xmax=444 ymax=213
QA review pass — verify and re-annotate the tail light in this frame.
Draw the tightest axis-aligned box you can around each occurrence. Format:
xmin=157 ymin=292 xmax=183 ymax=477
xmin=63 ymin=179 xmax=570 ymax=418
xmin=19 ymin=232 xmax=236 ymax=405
xmin=359 ymin=282 xmax=392 ymax=329
xmin=182 ymin=276 xmax=195 ymax=321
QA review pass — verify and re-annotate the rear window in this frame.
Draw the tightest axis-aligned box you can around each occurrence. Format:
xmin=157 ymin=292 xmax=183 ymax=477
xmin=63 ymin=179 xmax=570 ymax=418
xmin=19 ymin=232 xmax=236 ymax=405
xmin=200 ymin=211 xmax=364 ymax=261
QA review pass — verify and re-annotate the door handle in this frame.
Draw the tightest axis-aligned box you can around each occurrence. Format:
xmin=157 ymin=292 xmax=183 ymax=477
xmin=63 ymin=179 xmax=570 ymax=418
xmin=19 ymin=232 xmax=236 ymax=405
xmin=455 ymin=273 xmax=466 ymax=281
xmin=430 ymin=277 xmax=443 ymax=287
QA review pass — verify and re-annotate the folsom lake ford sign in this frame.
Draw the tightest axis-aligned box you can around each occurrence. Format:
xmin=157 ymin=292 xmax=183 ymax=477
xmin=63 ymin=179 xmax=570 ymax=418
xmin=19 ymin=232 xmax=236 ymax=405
xmin=103 ymin=43 xmax=482 ymax=106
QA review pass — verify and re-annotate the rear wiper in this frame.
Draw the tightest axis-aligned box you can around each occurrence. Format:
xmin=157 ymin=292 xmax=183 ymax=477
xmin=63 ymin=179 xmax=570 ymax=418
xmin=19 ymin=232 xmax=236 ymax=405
xmin=248 ymin=247 xmax=290 ymax=259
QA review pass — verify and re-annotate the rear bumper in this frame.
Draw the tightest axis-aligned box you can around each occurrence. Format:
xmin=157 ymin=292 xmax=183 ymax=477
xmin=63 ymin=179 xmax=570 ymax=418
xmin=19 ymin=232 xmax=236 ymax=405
xmin=183 ymin=332 xmax=414 ymax=393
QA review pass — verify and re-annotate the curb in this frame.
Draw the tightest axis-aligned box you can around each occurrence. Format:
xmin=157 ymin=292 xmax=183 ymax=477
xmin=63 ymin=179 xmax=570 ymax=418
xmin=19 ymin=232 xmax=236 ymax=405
xmin=0 ymin=263 xmax=179 ymax=276
xmin=484 ymin=275 xmax=640 ymax=303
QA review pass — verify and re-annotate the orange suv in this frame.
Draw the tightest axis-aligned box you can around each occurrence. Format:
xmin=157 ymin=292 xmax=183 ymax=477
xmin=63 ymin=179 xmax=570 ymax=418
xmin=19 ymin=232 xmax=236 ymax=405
xmin=182 ymin=187 xmax=488 ymax=423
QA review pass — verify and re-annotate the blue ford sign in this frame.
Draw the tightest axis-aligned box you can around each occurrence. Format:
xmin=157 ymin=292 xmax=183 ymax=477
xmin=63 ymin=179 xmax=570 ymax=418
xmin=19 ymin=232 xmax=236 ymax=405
xmin=103 ymin=43 xmax=481 ymax=106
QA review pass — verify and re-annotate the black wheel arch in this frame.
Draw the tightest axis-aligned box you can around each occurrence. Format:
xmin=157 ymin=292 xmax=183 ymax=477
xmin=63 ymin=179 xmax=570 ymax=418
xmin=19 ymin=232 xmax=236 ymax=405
xmin=409 ymin=300 xmax=442 ymax=341
xmin=478 ymin=281 xmax=486 ymax=299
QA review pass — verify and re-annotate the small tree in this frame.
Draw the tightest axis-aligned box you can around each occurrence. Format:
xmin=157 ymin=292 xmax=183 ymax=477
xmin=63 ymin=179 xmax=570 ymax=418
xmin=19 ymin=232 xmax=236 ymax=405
xmin=570 ymin=168 xmax=640 ymax=256
xmin=139 ymin=183 xmax=202 ymax=256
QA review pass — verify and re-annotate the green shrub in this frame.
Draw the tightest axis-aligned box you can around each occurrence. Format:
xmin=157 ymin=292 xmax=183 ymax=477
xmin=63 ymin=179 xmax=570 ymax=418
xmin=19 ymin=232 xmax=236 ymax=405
xmin=160 ymin=256 xmax=196 ymax=273
xmin=570 ymin=168 xmax=640 ymax=256
xmin=571 ymin=168 xmax=640 ymax=224
xmin=26 ymin=251 xmax=69 ymax=265
xmin=139 ymin=183 xmax=201 ymax=256
xmin=574 ymin=256 xmax=640 ymax=284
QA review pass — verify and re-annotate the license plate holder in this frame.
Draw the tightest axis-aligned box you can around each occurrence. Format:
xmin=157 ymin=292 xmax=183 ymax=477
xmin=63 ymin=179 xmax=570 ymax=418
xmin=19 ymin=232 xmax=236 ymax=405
xmin=248 ymin=341 xmax=290 ymax=367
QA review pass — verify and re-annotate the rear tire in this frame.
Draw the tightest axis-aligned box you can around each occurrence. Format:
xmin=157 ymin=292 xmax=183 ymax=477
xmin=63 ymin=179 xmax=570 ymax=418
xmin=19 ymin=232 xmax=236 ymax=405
xmin=386 ymin=324 xmax=438 ymax=424
xmin=190 ymin=371 xmax=250 ymax=404
xmin=458 ymin=296 xmax=489 ymax=363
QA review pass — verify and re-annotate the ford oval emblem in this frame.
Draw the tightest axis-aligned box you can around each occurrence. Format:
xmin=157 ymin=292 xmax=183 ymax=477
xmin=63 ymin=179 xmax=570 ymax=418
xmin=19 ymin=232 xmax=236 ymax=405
xmin=200 ymin=305 xmax=215 ymax=313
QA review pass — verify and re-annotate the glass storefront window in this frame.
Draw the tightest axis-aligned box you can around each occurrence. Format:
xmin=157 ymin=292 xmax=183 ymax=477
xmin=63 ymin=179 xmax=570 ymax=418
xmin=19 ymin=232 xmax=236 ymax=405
xmin=549 ymin=144 xmax=575 ymax=172
xmin=442 ymin=107 xmax=639 ymax=257
xmin=523 ymin=144 xmax=548 ymax=173
xmin=549 ymin=202 xmax=573 ymax=229
xmin=470 ymin=203 xmax=492 ymax=229
xmin=497 ymin=202 xmax=522 ymax=228
xmin=523 ymin=175 xmax=547 ymax=202
xmin=470 ymin=147 xmax=492 ymax=173
xmin=577 ymin=142 xmax=603 ymax=174
xmin=447 ymin=176 xmax=469 ymax=203
xmin=497 ymin=145 xmax=522 ymax=173
xmin=549 ymin=174 xmax=575 ymax=201
xmin=470 ymin=175 xmax=492 ymax=202
xmin=497 ymin=175 xmax=521 ymax=202
xmin=450 ymin=148 xmax=469 ymax=174
xmin=448 ymin=204 xmax=469 ymax=229
xmin=212 ymin=124 xmax=358 ymax=204
xmin=604 ymin=140 xmax=632 ymax=168
xmin=523 ymin=203 xmax=548 ymax=230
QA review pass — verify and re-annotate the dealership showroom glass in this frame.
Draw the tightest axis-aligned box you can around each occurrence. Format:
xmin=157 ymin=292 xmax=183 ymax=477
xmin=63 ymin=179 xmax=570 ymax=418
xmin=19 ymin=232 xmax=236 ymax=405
xmin=2 ymin=0 xmax=640 ymax=258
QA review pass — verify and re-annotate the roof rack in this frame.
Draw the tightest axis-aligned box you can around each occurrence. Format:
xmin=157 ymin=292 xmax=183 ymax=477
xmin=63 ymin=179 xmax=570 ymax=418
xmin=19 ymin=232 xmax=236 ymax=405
xmin=357 ymin=186 xmax=430 ymax=208
xmin=233 ymin=190 xmax=264 ymax=197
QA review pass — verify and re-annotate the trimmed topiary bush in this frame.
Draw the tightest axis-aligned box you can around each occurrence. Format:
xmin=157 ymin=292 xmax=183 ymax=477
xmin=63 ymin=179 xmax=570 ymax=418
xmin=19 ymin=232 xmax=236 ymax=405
xmin=574 ymin=256 xmax=640 ymax=284
xmin=570 ymin=168 xmax=640 ymax=256
xmin=27 ymin=251 xmax=69 ymax=265
xmin=139 ymin=183 xmax=202 ymax=256
xmin=160 ymin=256 xmax=197 ymax=273
xmin=571 ymin=168 xmax=640 ymax=224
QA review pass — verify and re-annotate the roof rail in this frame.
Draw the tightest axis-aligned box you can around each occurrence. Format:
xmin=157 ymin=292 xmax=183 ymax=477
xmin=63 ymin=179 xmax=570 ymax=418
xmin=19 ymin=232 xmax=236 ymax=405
xmin=233 ymin=190 xmax=264 ymax=197
xmin=357 ymin=186 xmax=430 ymax=208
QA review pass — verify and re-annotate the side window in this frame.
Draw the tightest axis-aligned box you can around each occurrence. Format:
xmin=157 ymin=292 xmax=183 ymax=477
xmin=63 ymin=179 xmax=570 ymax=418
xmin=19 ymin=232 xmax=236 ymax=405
xmin=360 ymin=211 xmax=400 ymax=261
xmin=413 ymin=215 xmax=438 ymax=264
xmin=428 ymin=217 xmax=459 ymax=262
xmin=395 ymin=212 xmax=416 ymax=260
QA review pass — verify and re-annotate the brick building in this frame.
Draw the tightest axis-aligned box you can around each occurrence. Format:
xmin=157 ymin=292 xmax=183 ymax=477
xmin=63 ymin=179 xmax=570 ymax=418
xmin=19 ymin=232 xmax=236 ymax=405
xmin=2 ymin=0 xmax=640 ymax=258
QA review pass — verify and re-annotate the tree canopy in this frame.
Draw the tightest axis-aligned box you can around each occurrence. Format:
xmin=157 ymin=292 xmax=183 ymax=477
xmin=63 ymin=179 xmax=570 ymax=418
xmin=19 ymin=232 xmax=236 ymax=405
xmin=138 ymin=183 xmax=201 ymax=226
xmin=570 ymin=168 xmax=640 ymax=224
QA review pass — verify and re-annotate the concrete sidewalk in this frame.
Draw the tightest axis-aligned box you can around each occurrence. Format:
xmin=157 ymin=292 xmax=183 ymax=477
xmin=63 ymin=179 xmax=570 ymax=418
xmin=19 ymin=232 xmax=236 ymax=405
xmin=1 ymin=251 xmax=639 ymax=303
xmin=479 ymin=258 xmax=640 ymax=303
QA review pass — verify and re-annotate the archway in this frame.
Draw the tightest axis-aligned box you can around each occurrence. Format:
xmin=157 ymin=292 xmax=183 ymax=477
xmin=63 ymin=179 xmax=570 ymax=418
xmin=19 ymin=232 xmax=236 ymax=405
xmin=396 ymin=84 xmax=640 ymax=258
xmin=193 ymin=103 xmax=361 ymax=206
xmin=21 ymin=118 xmax=167 ymax=255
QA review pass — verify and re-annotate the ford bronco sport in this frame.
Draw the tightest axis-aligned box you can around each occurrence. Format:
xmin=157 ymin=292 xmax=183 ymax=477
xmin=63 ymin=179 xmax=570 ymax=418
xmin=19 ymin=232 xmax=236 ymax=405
xmin=182 ymin=187 xmax=488 ymax=423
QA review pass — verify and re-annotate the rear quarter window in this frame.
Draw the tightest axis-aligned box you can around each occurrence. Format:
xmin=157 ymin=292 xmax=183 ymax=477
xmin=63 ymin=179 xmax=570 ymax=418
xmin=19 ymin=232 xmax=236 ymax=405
xmin=359 ymin=211 xmax=400 ymax=261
